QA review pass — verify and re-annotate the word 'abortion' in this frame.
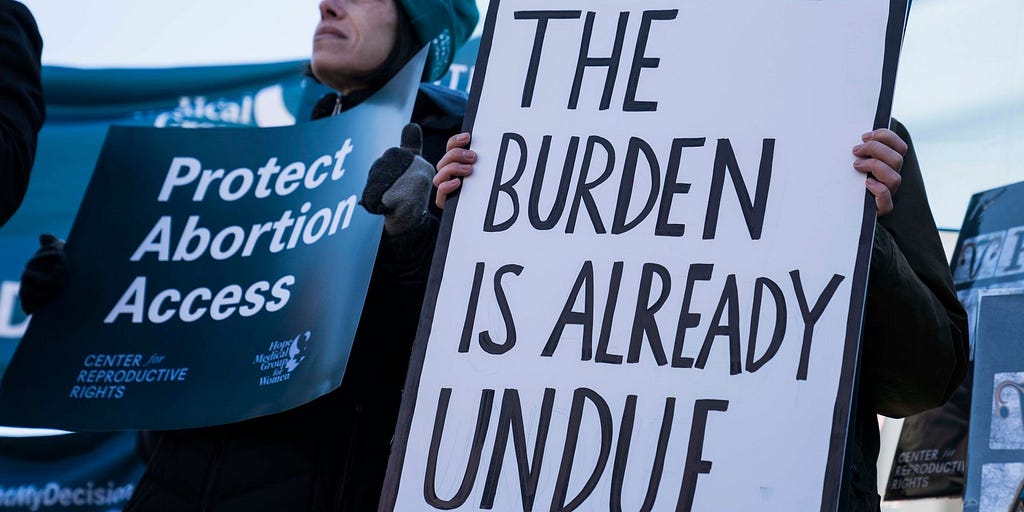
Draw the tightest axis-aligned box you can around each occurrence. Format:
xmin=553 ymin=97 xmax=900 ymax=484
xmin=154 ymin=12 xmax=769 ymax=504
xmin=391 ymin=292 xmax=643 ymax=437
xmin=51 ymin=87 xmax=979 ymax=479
xmin=105 ymin=142 xmax=357 ymax=325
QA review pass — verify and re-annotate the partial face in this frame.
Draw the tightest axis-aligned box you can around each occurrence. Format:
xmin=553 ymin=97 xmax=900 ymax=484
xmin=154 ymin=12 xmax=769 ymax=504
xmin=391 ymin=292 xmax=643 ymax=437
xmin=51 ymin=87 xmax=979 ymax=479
xmin=311 ymin=0 xmax=398 ymax=94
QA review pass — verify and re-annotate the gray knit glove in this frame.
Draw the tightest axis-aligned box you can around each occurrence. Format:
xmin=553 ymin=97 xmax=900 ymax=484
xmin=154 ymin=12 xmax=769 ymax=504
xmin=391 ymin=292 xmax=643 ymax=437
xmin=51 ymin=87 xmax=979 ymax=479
xmin=361 ymin=123 xmax=435 ymax=235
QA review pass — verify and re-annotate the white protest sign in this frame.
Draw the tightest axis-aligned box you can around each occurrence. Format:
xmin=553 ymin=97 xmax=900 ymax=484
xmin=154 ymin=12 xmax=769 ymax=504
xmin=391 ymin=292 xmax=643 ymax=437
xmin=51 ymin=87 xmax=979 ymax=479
xmin=384 ymin=1 xmax=905 ymax=510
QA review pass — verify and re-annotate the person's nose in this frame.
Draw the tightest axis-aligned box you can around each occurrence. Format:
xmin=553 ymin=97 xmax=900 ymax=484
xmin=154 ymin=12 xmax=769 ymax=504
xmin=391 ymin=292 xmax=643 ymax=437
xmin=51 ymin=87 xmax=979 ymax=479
xmin=319 ymin=0 xmax=347 ymax=20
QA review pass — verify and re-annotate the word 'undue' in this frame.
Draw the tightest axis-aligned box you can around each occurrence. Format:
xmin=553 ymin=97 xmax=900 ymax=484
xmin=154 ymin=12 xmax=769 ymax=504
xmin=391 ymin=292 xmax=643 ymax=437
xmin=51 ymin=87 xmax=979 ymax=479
xmin=422 ymin=387 xmax=728 ymax=512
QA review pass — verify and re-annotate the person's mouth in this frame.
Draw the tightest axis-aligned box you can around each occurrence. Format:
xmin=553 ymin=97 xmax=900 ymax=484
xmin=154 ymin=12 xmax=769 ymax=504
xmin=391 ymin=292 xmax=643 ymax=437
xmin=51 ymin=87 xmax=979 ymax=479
xmin=315 ymin=25 xmax=348 ymax=40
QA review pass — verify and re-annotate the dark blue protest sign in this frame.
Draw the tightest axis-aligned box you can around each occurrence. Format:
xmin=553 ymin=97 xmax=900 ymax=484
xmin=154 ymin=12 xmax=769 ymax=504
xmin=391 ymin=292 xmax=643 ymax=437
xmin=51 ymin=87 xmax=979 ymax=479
xmin=0 ymin=432 xmax=143 ymax=511
xmin=887 ymin=180 xmax=1024 ymax=500
xmin=0 ymin=51 xmax=426 ymax=431
xmin=963 ymin=292 xmax=1024 ymax=512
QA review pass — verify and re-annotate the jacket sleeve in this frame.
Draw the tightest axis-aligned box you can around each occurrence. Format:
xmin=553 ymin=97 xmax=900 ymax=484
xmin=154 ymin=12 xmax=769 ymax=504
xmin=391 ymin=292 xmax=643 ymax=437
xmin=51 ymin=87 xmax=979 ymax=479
xmin=859 ymin=119 xmax=970 ymax=418
xmin=0 ymin=0 xmax=45 ymax=227
xmin=375 ymin=213 xmax=440 ymax=290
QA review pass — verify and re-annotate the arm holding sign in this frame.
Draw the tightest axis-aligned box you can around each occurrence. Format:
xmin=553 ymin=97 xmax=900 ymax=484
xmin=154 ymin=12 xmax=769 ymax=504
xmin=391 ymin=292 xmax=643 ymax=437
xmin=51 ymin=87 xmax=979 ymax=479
xmin=0 ymin=0 xmax=45 ymax=227
xmin=860 ymin=120 xmax=969 ymax=418
xmin=362 ymin=122 xmax=441 ymax=285
xmin=842 ymin=120 xmax=968 ymax=511
xmin=18 ymin=234 xmax=66 ymax=315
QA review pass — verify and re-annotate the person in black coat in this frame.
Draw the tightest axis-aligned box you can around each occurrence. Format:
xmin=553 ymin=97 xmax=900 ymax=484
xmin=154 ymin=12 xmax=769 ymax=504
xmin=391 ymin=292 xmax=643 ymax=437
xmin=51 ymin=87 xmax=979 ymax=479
xmin=124 ymin=2 xmax=479 ymax=511
xmin=0 ymin=0 xmax=44 ymax=228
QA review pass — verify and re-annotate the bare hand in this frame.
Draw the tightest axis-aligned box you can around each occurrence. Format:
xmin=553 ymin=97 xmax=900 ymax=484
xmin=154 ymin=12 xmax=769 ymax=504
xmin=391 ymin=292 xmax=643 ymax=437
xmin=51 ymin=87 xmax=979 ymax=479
xmin=853 ymin=128 xmax=908 ymax=216
xmin=433 ymin=132 xmax=475 ymax=209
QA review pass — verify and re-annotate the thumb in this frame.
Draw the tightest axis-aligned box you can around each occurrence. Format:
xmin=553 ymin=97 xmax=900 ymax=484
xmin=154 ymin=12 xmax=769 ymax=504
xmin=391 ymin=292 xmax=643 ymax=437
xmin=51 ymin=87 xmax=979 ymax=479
xmin=400 ymin=123 xmax=423 ymax=156
xmin=39 ymin=233 xmax=64 ymax=249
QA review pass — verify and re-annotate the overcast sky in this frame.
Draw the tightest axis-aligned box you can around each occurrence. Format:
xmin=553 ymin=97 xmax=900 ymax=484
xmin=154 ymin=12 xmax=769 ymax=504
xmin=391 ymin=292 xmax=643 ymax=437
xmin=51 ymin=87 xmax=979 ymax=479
xmin=20 ymin=0 xmax=486 ymax=68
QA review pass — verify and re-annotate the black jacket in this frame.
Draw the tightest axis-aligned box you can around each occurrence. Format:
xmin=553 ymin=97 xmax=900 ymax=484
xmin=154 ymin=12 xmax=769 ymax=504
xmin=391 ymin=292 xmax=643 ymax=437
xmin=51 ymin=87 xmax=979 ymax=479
xmin=842 ymin=120 xmax=970 ymax=511
xmin=0 ymin=0 xmax=44 ymax=227
xmin=125 ymin=84 xmax=465 ymax=512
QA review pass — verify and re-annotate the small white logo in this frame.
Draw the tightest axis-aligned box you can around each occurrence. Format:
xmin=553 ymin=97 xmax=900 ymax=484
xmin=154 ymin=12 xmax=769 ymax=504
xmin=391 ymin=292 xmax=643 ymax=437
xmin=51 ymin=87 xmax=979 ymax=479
xmin=286 ymin=331 xmax=311 ymax=373
xmin=253 ymin=331 xmax=311 ymax=386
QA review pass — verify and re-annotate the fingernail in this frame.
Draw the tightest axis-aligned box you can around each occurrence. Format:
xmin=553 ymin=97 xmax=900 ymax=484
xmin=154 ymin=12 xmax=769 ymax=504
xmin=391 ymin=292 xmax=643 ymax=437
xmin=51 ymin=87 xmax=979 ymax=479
xmin=862 ymin=132 xmax=872 ymax=141
xmin=457 ymin=133 xmax=469 ymax=141
xmin=463 ymin=150 xmax=476 ymax=159
xmin=853 ymin=144 xmax=864 ymax=152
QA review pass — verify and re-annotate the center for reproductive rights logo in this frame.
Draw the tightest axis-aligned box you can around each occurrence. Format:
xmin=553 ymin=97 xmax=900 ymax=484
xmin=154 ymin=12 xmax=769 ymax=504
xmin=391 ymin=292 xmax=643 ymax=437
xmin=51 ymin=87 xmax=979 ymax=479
xmin=253 ymin=331 xmax=311 ymax=386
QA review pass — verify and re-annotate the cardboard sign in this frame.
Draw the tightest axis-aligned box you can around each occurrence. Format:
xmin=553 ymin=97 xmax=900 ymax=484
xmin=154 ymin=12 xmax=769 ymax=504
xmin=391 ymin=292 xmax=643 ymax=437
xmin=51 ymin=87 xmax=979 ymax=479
xmin=383 ymin=1 xmax=905 ymax=510
xmin=963 ymin=292 xmax=1024 ymax=512
xmin=0 ymin=52 xmax=425 ymax=431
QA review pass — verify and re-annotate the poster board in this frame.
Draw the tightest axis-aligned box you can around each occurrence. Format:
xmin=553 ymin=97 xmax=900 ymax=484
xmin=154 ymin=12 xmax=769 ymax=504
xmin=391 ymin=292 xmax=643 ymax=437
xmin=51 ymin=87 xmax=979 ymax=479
xmin=383 ymin=1 xmax=906 ymax=510
xmin=0 ymin=52 xmax=425 ymax=431
xmin=963 ymin=291 xmax=1024 ymax=512
xmin=886 ymin=180 xmax=1024 ymax=500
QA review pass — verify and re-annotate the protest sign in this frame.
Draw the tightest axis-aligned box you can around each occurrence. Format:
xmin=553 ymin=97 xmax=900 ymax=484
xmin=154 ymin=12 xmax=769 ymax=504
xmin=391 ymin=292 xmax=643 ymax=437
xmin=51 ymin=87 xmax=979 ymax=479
xmin=0 ymin=52 xmax=426 ymax=431
xmin=886 ymin=180 xmax=1024 ymax=500
xmin=0 ymin=60 xmax=313 ymax=381
xmin=0 ymin=432 xmax=143 ymax=512
xmin=963 ymin=291 xmax=1024 ymax=512
xmin=0 ymin=47 xmax=479 ymax=381
xmin=382 ymin=1 xmax=906 ymax=510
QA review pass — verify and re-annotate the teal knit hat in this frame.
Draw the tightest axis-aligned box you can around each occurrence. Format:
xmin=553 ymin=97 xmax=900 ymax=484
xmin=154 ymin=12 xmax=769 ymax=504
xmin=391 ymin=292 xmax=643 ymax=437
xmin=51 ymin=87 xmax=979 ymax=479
xmin=396 ymin=0 xmax=480 ymax=81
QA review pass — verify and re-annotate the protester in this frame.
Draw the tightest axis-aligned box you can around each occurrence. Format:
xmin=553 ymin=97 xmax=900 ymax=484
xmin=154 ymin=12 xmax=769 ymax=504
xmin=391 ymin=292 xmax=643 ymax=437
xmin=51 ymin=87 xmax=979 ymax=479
xmin=0 ymin=0 xmax=45 ymax=228
xmin=21 ymin=0 xmax=478 ymax=510
xmin=130 ymin=2 xmax=476 ymax=509
xmin=435 ymin=120 xmax=969 ymax=511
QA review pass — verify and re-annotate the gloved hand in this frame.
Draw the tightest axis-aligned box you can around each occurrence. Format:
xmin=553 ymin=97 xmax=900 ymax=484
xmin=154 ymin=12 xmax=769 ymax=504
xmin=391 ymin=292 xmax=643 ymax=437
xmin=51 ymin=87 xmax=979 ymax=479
xmin=19 ymin=233 xmax=68 ymax=315
xmin=361 ymin=123 xmax=435 ymax=235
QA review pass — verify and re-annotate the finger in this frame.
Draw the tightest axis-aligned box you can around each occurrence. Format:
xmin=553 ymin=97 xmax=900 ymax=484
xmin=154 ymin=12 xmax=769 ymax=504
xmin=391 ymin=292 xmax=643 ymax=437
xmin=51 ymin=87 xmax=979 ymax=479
xmin=433 ymin=162 xmax=474 ymax=187
xmin=853 ymin=158 xmax=902 ymax=195
xmin=446 ymin=132 xmax=471 ymax=152
xmin=39 ymin=233 xmax=60 ymax=247
xmin=435 ymin=179 xmax=463 ymax=209
xmin=400 ymin=123 xmax=424 ymax=155
xmin=861 ymin=128 xmax=908 ymax=156
xmin=866 ymin=177 xmax=894 ymax=216
xmin=435 ymin=148 xmax=476 ymax=174
xmin=852 ymin=140 xmax=904 ymax=172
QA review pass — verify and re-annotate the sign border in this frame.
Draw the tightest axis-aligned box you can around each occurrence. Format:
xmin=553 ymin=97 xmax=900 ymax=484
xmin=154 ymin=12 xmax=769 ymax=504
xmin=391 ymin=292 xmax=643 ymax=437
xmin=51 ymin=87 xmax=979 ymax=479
xmin=381 ymin=1 xmax=908 ymax=509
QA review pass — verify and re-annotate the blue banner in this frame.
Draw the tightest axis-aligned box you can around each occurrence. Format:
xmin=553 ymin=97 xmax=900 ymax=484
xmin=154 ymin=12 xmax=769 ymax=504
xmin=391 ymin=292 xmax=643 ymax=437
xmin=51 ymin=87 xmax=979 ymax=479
xmin=0 ymin=60 xmax=314 ymax=378
xmin=0 ymin=52 xmax=425 ymax=431
xmin=0 ymin=39 xmax=482 ymax=380
xmin=0 ymin=432 xmax=142 ymax=512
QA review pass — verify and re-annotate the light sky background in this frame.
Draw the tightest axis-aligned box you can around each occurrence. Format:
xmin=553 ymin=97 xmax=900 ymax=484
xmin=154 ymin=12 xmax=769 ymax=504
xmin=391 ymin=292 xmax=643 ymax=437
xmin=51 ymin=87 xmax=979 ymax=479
xmin=15 ymin=0 xmax=1024 ymax=229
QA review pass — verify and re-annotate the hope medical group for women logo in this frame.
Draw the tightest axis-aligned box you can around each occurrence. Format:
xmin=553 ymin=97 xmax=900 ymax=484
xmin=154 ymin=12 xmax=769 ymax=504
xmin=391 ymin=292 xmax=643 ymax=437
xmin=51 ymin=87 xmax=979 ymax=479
xmin=252 ymin=331 xmax=312 ymax=387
